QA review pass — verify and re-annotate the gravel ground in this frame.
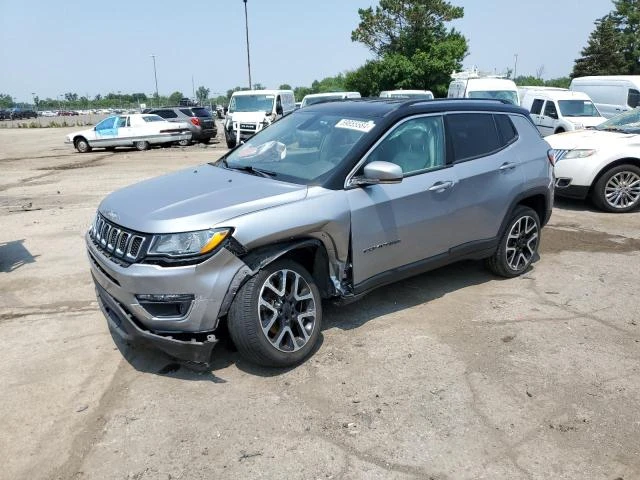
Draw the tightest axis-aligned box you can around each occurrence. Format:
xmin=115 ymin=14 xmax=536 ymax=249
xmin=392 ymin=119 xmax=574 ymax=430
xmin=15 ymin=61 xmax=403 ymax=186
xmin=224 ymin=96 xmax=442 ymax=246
xmin=1 ymin=125 xmax=639 ymax=480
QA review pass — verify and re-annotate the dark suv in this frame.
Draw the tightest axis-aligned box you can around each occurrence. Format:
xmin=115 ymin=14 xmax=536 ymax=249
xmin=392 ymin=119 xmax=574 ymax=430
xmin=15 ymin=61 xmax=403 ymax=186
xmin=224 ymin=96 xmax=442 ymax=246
xmin=88 ymin=99 xmax=554 ymax=369
xmin=146 ymin=106 xmax=217 ymax=144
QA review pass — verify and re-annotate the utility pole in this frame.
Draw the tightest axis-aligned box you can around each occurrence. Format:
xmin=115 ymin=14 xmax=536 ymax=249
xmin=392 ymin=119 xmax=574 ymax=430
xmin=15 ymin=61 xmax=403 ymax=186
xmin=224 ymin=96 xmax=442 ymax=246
xmin=192 ymin=75 xmax=195 ymax=102
xmin=243 ymin=0 xmax=252 ymax=89
xmin=151 ymin=54 xmax=159 ymax=106
xmin=513 ymin=54 xmax=518 ymax=81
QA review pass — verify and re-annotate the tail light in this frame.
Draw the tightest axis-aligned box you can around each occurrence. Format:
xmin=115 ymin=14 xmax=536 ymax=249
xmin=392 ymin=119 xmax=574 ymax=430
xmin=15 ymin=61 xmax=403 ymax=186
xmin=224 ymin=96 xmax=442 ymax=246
xmin=190 ymin=117 xmax=201 ymax=127
xmin=547 ymin=149 xmax=556 ymax=167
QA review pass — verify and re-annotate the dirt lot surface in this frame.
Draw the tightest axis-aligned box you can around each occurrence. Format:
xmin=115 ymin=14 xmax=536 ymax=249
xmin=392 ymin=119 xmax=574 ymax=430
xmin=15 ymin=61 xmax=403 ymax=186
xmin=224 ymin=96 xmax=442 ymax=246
xmin=1 ymin=126 xmax=639 ymax=480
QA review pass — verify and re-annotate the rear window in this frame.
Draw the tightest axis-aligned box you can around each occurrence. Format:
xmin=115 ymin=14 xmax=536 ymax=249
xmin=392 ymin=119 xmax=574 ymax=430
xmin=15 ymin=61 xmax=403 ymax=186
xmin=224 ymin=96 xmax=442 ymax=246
xmin=494 ymin=114 xmax=518 ymax=145
xmin=447 ymin=113 xmax=501 ymax=162
xmin=191 ymin=107 xmax=212 ymax=117
xmin=628 ymin=89 xmax=640 ymax=108
xmin=154 ymin=109 xmax=178 ymax=119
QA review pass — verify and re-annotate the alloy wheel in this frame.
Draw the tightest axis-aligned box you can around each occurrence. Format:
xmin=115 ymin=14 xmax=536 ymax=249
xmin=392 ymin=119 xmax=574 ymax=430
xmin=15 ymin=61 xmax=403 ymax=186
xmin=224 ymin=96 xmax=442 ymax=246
xmin=258 ymin=269 xmax=317 ymax=353
xmin=604 ymin=171 xmax=640 ymax=209
xmin=505 ymin=215 xmax=538 ymax=271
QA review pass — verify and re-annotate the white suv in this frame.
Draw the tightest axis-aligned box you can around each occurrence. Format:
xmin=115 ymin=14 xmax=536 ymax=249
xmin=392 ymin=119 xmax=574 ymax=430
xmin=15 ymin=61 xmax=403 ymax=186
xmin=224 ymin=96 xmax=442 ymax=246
xmin=521 ymin=88 xmax=605 ymax=136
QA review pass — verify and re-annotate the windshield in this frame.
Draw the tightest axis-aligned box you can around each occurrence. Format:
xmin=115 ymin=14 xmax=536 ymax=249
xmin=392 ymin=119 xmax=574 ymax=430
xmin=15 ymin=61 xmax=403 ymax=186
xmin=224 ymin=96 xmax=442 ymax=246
xmin=596 ymin=107 xmax=640 ymax=133
xmin=468 ymin=90 xmax=519 ymax=105
xmin=558 ymin=100 xmax=600 ymax=117
xmin=229 ymin=94 xmax=275 ymax=113
xmin=217 ymin=111 xmax=374 ymax=185
xmin=142 ymin=114 xmax=165 ymax=122
xmin=389 ymin=92 xmax=433 ymax=99
xmin=302 ymin=95 xmax=344 ymax=107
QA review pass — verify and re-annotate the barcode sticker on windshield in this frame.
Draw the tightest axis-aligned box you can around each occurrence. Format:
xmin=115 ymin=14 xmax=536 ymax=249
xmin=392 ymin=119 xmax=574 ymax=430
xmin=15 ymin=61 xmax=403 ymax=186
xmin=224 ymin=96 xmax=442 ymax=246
xmin=335 ymin=119 xmax=375 ymax=133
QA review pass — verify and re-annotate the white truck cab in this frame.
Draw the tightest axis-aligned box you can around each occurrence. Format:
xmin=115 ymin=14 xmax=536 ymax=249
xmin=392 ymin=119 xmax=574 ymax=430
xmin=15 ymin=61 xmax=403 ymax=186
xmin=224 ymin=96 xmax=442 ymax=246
xmin=378 ymin=89 xmax=434 ymax=99
xmin=224 ymin=89 xmax=296 ymax=148
xmin=520 ymin=88 xmax=605 ymax=136
xmin=570 ymin=76 xmax=640 ymax=118
xmin=300 ymin=92 xmax=361 ymax=108
xmin=448 ymin=68 xmax=520 ymax=105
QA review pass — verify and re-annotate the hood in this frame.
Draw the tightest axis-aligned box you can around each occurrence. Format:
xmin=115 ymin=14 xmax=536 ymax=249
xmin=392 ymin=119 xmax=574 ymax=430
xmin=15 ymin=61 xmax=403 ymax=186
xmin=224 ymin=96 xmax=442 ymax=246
xmin=565 ymin=116 xmax=606 ymax=128
xmin=98 ymin=165 xmax=308 ymax=233
xmin=230 ymin=111 xmax=271 ymax=123
xmin=545 ymin=129 xmax=638 ymax=150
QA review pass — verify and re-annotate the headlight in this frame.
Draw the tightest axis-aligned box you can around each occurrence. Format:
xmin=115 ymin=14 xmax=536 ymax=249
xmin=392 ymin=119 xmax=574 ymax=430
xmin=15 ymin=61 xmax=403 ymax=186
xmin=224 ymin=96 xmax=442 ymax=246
xmin=148 ymin=228 xmax=231 ymax=258
xmin=564 ymin=149 xmax=596 ymax=159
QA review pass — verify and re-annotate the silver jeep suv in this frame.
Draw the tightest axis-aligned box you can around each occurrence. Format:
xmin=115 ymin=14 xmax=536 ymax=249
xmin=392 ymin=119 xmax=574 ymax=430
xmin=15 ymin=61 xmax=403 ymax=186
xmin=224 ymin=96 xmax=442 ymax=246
xmin=87 ymin=99 xmax=554 ymax=368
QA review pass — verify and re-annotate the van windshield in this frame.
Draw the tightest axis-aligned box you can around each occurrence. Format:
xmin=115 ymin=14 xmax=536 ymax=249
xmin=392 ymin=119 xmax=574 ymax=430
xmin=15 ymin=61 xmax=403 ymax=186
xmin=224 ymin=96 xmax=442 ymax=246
xmin=468 ymin=90 xmax=519 ymax=105
xmin=389 ymin=92 xmax=434 ymax=99
xmin=558 ymin=100 xmax=600 ymax=117
xmin=229 ymin=95 xmax=275 ymax=113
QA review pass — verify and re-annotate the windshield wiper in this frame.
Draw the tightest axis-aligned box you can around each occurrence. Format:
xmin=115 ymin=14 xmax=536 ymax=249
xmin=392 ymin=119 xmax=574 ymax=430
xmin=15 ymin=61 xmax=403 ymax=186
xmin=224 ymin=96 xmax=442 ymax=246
xmin=224 ymin=164 xmax=277 ymax=178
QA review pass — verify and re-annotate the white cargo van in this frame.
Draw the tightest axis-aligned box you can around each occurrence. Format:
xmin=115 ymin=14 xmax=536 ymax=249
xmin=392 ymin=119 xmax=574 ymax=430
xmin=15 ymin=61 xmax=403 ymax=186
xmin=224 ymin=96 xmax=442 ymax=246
xmin=300 ymin=92 xmax=361 ymax=108
xmin=379 ymin=89 xmax=434 ymax=99
xmin=224 ymin=89 xmax=296 ymax=148
xmin=521 ymin=89 xmax=605 ymax=136
xmin=570 ymin=76 xmax=640 ymax=118
xmin=448 ymin=68 xmax=520 ymax=105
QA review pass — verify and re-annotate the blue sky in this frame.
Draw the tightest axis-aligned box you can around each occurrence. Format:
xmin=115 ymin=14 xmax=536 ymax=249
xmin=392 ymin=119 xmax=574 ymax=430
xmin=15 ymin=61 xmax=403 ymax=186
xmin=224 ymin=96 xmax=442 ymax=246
xmin=0 ymin=0 xmax=613 ymax=102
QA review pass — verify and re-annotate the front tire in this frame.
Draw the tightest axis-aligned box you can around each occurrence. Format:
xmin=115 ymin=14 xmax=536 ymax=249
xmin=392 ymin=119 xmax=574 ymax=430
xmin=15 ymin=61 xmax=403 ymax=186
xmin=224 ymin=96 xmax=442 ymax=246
xmin=74 ymin=137 xmax=91 ymax=153
xmin=178 ymin=138 xmax=191 ymax=147
xmin=486 ymin=206 xmax=540 ymax=278
xmin=134 ymin=140 xmax=150 ymax=151
xmin=591 ymin=164 xmax=640 ymax=213
xmin=228 ymin=259 xmax=322 ymax=367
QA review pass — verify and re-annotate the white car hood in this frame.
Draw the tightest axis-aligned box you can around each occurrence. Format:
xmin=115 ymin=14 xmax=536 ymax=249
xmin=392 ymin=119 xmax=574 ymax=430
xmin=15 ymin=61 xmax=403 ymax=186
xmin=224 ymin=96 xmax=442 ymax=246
xmin=546 ymin=129 xmax=639 ymax=150
xmin=230 ymin=111 xmax=270 ymax=124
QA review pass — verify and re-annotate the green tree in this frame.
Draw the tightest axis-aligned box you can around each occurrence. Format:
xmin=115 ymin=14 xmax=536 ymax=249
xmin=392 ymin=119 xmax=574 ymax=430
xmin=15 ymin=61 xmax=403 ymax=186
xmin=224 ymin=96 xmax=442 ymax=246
xmin=168 ymin=91 xmax=184 ymax=105
xmin=279 ymin=84 xmax=292 ymax=90
xmin=612 ymin=0 xmax=640 ymax=74
xmin=572 ymin=13 xmax=627 ymax=77
xmin=348 ymin=0 xmax=468 ymax=97
xmin=544 ymin=77 xmax=571 ymax=89
xmin=514 ymin=75 xmax=545 ymax=86
xmin=196 ymin=86 xmax=210 ymax=105
xmin=294 ymin=86 xmax=313 ymax=101
xmin=0 ymin=93 xmax=13 ymax=108
xmin=252 ymin=83 xmax=266 ymax=90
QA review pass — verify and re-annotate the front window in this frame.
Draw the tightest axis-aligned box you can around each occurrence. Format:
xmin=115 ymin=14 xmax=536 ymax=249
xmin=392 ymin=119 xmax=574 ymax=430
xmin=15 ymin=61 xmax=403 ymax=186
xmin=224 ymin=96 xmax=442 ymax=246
xmin=558 ymin=100 xmax=600 ymax=117
xmin=468 ymin=90 xmax=519 ymax=105
xmin=229 ymin=95 xmax=275 ymax=113
xmin=596 ymin=107 xmax=640 ymax=133
xmin=141 ymin=114 xmax=165 ymax=122
xmin=96 ymin=116 xmax=116 ymax=130
xmin=216 ymin=111 xmax=374 ymax=185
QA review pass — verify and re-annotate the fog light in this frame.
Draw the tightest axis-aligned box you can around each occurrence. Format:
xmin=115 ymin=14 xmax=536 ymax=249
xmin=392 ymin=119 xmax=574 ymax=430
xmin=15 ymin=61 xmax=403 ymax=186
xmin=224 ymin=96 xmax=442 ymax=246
xmin=136 ymin=294 xmax=194 ymax=318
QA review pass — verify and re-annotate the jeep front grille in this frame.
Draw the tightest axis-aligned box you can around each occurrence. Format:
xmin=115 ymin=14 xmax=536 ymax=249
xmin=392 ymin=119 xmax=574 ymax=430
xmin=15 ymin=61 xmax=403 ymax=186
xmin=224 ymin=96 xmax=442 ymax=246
xmin=91 ymin=214 xmax=148 ymax=263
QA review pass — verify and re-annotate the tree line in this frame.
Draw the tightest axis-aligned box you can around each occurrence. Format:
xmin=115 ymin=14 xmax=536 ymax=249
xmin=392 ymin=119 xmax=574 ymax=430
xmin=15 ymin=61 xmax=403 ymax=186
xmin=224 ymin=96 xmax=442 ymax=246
xmin=2 ymin=0 xmax=637 ymax=110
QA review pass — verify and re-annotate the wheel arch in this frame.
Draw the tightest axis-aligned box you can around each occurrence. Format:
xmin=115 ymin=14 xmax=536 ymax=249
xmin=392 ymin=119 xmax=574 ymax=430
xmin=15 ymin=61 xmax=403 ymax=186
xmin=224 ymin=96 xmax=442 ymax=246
xmin=73 ymin=135 xmax=89 ymax=146
xmin=497 ymin=187 xmax=551 ymax=241
xmin=217 ymin=238 xmax=335 ymax=320
xmin=589 ymin=157 xmax=640 ymax=194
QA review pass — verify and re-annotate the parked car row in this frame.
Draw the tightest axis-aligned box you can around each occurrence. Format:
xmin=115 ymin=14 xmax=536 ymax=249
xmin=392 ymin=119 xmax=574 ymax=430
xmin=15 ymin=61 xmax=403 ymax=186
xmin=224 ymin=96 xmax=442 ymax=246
xmin=0 ymin=108 xmax=38 ymax=120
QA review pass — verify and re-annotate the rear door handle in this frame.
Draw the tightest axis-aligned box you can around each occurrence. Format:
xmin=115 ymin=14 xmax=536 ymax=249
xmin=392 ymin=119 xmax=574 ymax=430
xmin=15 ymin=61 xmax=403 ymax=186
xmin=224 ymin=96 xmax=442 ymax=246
xmin=499 ymin=162 xmax=517 ymax=171
xmin=427 ymin=180 xmax=453 ymax=192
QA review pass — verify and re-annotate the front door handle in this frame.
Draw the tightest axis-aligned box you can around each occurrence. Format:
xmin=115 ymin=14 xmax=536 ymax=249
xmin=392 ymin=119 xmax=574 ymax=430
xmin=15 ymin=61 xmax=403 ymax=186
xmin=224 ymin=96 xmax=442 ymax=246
xmin=499 ymin=162 xmax=517 ymax=171
xmin=427 ymin=180 xmax=453 ymax=192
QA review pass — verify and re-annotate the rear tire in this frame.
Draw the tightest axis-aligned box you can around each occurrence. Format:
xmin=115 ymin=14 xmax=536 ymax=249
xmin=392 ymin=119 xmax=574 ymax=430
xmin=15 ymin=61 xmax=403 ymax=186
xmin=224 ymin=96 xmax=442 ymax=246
xmin=178 ymin=139 xmax=191 ymax=147
xmin=227 ymin=259 xmax=322 ymax=367
xmin=74 ymin=137 xmax=91 ymax=153
xmin=591 ymin=164 xmax=640 ymax=213
xmin=225 ymin=137 xmax=236 ymax=149
xmin=134 ymin=140 xmax=150 ymax=151
xmin=201 ymin=137 xmax=211 ymax=144
xmin=486 ymin=206 xmax=540 ymax=278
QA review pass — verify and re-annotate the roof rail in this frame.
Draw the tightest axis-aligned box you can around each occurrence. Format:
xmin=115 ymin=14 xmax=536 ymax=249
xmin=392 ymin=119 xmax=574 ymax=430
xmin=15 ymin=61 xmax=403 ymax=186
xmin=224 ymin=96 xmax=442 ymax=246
xmin=451 ymin=66 xmax=509 ymax=80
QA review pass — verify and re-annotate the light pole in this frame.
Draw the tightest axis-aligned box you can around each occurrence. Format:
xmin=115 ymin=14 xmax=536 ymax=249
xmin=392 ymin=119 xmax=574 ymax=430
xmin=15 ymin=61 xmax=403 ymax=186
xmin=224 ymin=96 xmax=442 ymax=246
xmin=243 ymin=0 xmax=252 ymax=89
xmin=513 ymin=54 xmax=518 ymax=81
xmin=151 ymin=54 xmax=159 ymax=106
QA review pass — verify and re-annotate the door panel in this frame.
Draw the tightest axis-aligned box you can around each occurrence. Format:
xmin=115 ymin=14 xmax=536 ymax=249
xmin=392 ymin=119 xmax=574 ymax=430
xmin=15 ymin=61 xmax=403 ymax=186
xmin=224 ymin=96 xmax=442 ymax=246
xmin=347 ymin=169 xmax=458 ymax=286
xmin=538 ymin=101 xmax=558 ymax=136
xmin=94 ymin=116 xmax=118 ymax=146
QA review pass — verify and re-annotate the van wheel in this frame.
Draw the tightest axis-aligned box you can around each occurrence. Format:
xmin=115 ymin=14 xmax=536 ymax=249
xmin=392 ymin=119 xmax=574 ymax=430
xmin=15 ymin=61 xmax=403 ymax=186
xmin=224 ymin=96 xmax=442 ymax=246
xmin=178 ymin=139 xmax=191 ymax=146
xmin=227 ymin=259 xmax=322 ymax=367
xmin=591 ymin=164 xmax=640 ymax=213
xmin=134 ymin=140 xmax=150 ymax=151
xmin=555 ymin=128 xmax=565 ymax=134
xmin=486 ymin=206 xmax=540 ymax=278
xmin=74 ymin=137 xmax=91 ymax=153
xmin=225 ymin=137 xmax=236 ymax=149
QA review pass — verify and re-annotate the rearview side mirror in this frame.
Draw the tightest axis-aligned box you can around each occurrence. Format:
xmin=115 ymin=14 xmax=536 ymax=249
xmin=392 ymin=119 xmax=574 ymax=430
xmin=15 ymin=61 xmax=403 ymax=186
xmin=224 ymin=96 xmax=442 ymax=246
xmin=352 ymin=161 xmax=403 ymax=186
